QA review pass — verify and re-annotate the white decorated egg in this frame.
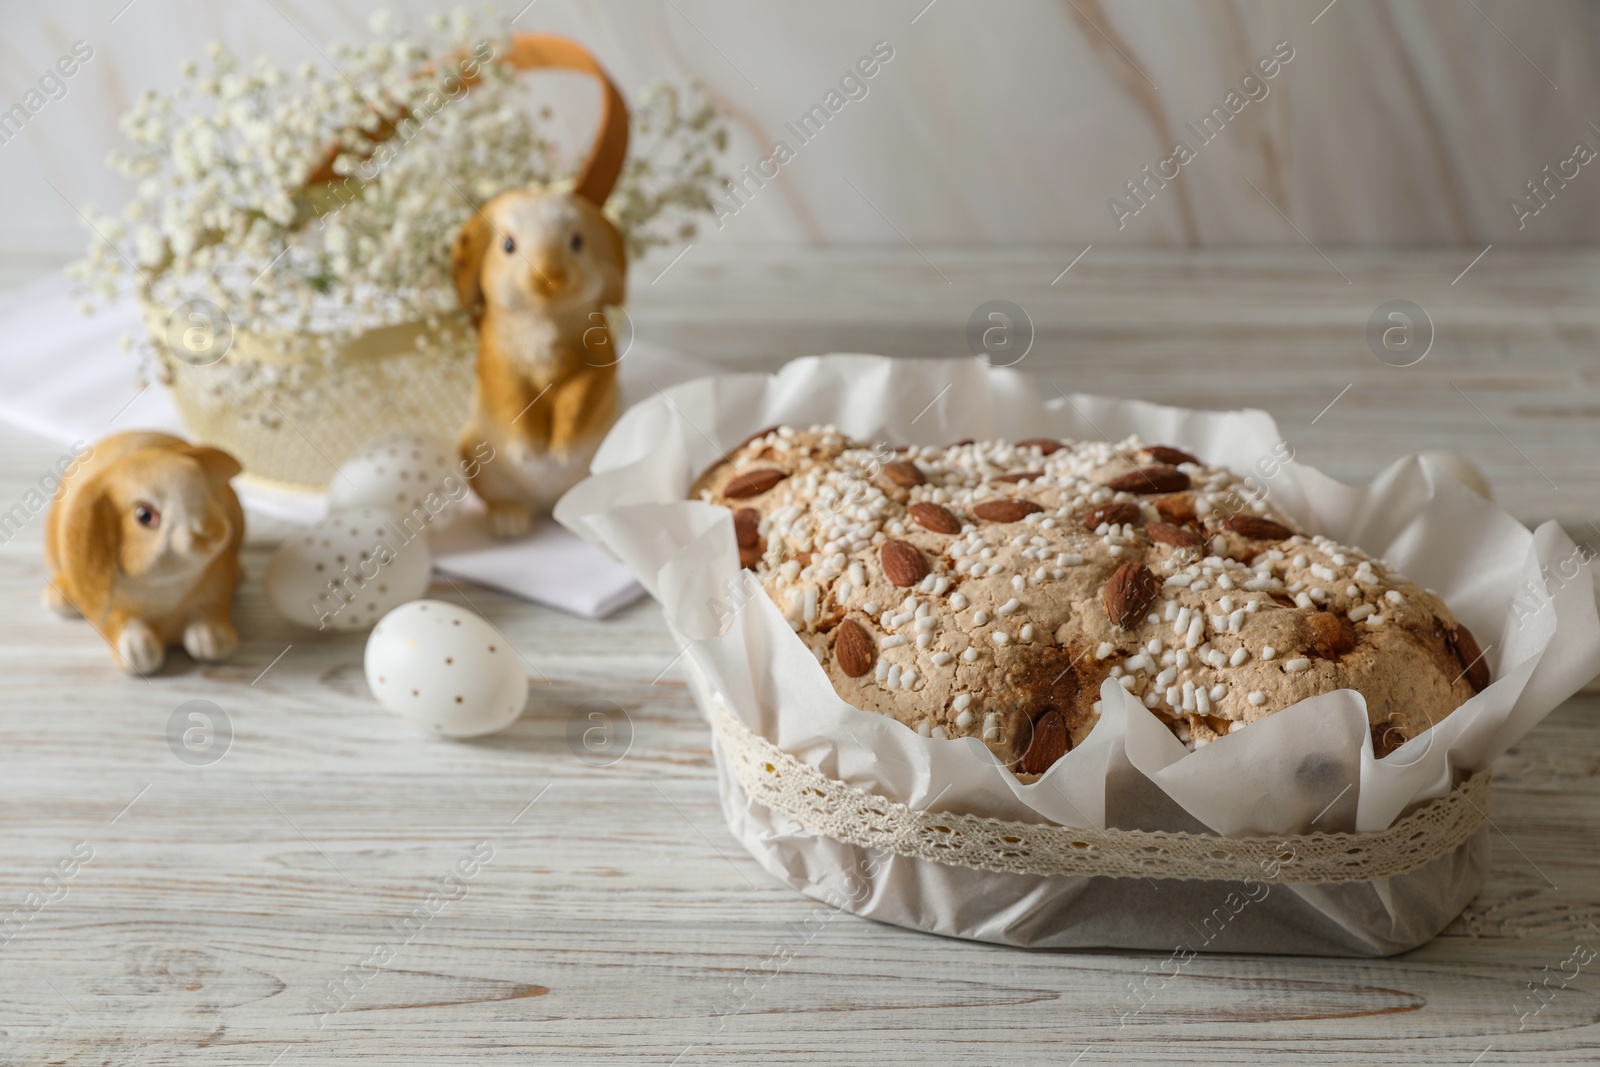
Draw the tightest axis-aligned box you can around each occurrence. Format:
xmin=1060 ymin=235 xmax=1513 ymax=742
xmin=364 ymin=600 xmax=527 ymax=737
xmin=328 ymin=430 xmax=466 ymax=532
xmin=264 ymin=506 xmax=432 ymax=631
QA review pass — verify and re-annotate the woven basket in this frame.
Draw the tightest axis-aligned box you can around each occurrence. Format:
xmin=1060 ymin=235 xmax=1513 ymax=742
xmin=147 ymin=309 xmax=475 ymax=490
xmin=147 ymin=34 xmax=630 ymax=491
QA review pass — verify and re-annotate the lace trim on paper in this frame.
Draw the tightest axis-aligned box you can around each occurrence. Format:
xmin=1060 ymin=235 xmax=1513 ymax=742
xmin=706 ymin=698 xmax=1489 ymax=885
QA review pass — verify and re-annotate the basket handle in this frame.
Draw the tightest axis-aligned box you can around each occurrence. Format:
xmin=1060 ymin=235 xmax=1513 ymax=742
xmin=303 ymin=33 xmax=629 ymax=207
xmin=502 ymin=34 xmax=629 ymax=207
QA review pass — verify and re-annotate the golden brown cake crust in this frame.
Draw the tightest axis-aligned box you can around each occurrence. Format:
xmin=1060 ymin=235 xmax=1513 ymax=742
xmin=698 ymin=427 xmax=1487 ymax=778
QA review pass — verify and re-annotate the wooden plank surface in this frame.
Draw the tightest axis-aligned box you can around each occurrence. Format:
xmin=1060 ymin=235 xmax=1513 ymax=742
xmin=0 ymin=248 xmax=1597 ymax=1065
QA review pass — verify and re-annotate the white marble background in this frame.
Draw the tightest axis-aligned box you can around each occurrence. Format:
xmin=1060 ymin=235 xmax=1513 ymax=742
xmin=1 ymin=0 xmax=1597 ymax=259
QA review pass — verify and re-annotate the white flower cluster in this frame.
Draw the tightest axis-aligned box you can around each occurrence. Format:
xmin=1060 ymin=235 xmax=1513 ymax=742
xmin=69 ymin=8 xmax=728 ymax=391
xmin=611 ymin=82 xmax=728 ymax=258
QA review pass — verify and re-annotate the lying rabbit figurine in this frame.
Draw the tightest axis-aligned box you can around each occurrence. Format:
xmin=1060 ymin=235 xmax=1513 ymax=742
xmin=44 ymin=431 xmax=244 ymax=675
xmin=451 ymin=187 xmax=627 ymax=537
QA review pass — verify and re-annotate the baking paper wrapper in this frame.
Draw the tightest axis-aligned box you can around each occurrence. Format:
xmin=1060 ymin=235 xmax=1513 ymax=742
xmin=558 ymin=355 xmax=1600 ymax=955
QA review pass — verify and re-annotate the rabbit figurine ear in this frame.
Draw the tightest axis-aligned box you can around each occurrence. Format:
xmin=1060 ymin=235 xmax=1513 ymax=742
xmin=58 ymin=475 xmax=120 ymax=622
xmin=450 ymin=210 xmax=494 ymax=325
xmin=179 ymin=445 xmax=242 ymax=484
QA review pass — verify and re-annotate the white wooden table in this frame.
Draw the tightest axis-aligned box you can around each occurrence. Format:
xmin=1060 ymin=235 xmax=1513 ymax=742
xmin=0 ymin=248 xmax=1596 ymax=1065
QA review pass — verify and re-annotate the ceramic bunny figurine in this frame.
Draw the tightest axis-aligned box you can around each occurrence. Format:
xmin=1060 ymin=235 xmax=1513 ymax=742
xmin=44 ymin=431 xmax=245 ymax=675
xmin=447 ymin=34 xmax=630 ymax=538
xmin=451 ymin=187 xmax=627 ymax=536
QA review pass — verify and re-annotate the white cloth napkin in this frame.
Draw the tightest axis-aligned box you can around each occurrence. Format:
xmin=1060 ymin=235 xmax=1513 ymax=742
xmin=0 ymin=274 xmax=707 ymax=618
xmin=428 ymin=509 xmax=646 ymax=618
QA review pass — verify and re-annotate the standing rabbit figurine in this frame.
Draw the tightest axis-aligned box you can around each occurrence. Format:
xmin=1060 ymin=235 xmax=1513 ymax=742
xmin=449 ymin=35 xmax=630 ymax=537
xmin=45 ymin=431 xmax=244 ymax=675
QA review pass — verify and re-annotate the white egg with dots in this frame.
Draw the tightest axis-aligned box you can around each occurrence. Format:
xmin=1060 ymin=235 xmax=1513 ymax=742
xmin=328 ymin=430 xmax=464 ymax=530
xmin=263 ymin=506 xmax=432 ymax=631
xmin=365 ymin=600 xmax=527 ymax=737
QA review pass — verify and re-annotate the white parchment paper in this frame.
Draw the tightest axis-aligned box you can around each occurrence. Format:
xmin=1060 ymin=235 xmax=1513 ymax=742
xmin=558 ymin=355 xmax=1600 ymax=954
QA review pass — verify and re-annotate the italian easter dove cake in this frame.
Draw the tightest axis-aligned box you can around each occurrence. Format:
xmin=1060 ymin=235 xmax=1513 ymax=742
xmin=695 ymin=426 xmax=1491 ymax=778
